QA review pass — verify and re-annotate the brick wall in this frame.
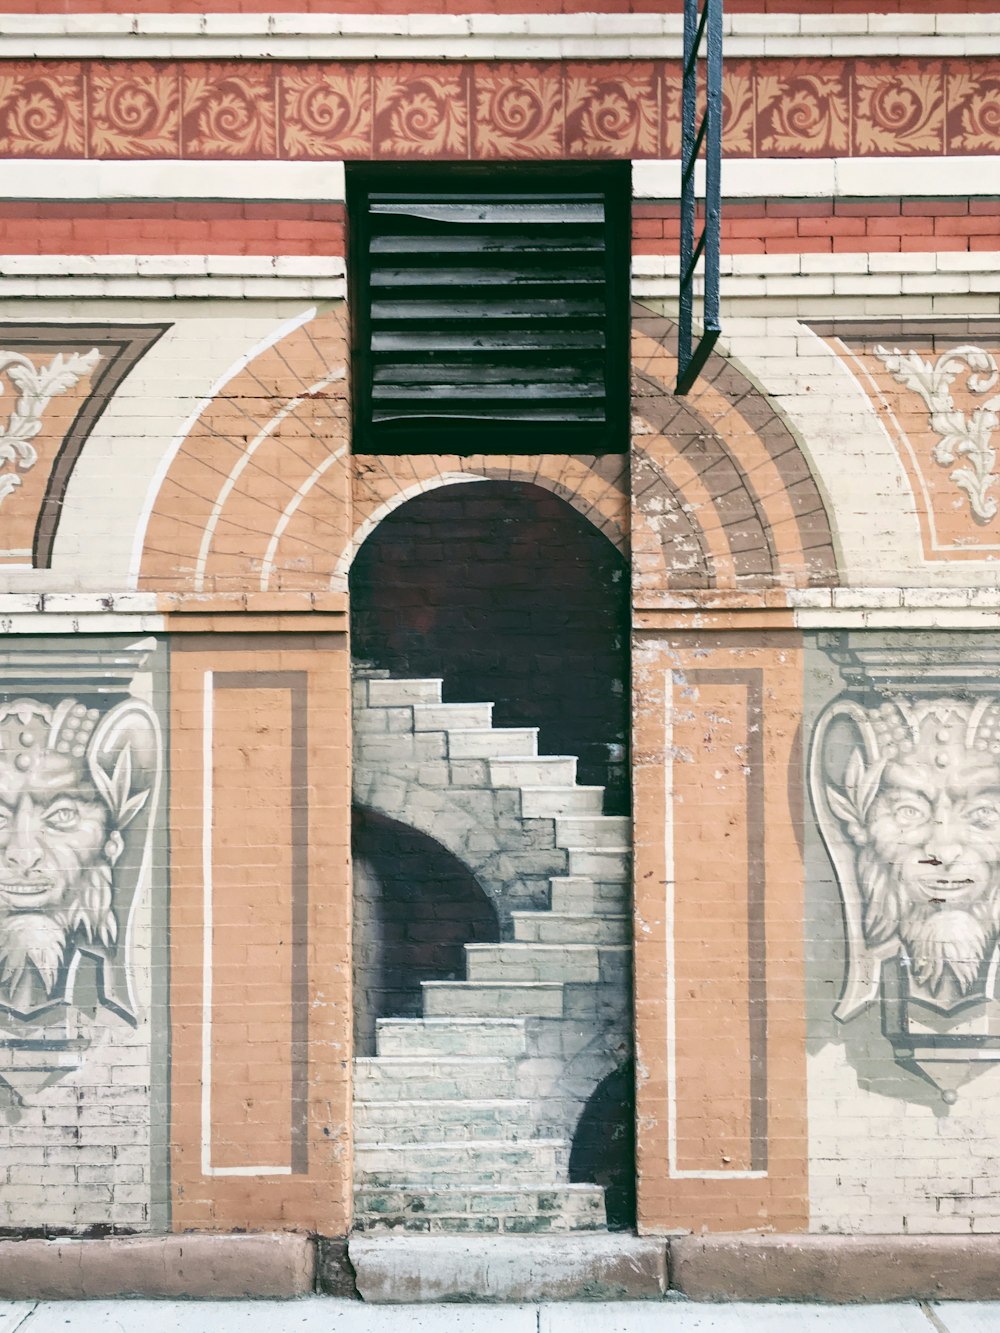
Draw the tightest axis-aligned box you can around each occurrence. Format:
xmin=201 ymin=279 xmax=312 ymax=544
xmin=0 ymin=4 xmax=998 ymax=1249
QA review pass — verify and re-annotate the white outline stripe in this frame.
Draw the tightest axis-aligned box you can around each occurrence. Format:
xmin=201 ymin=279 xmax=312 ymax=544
xmin=193 ymin=367 xmax=346 ymax=591
xmin=331 ymin=472 xmax=489 ymax=590
xmin=0 ymin=160 xmax=346 ymax=200
xmin=200 ymin=669 xmax=293 ymax=1179
xmin=128 ymin=307 xmax=317 ymax=590
xmin=200 ymin=669 xmax=215 ymax=1178
xmin=0 ymin=15 xmax=982 ymax=59
xmin=259 ymin=445 xmax=347 ymax=592
xmin=0 ymin=156 xmax=990 ymax=202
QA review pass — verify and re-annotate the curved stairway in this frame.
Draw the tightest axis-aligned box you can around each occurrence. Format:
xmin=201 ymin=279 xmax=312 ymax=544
xmin=352 ymin=671 xmax=632 ymax=1235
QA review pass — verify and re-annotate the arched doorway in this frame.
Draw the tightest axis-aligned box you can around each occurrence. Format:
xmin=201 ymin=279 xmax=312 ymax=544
xmin=351 ymin=479 xmax=630 ymax=813
xmin=349 ymin=476 xmax=633 ymax=1235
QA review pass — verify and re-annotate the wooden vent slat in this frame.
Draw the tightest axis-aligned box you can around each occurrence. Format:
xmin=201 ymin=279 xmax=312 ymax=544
xmin=350 ymin=165 xmax=629 ymax=454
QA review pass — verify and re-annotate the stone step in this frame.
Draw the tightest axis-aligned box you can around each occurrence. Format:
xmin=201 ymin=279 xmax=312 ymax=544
xmin=465 ymin=943 xmax=601 ymax=984
xmin=549 ymin=877 xmax=629 ymax=915
xmin=519 ymin=786 xmax=605 ymax=818
xmin=354 ymin=1057 xmax=515 ymax=1101
xmin=423 ymin=980 xmax=564 ymax=1018
xmin=353 ymin=1099 xmax=535 ymax=1144
xmin=449 ymin=728 xmax=538 ymax=759
xmin=375 ymin=1017 xmax=528 ymax=1059
xmin=412 ymin=702 xmax=494 ymax=731
xmin=354 ymin=1138 xmax=571 ymax=1188
xmin=555 ymin=816 xmax=631 ymax=850
xmin=366 ymin=678 xmax=443 ymax=706
xmin=511 ymin=912 xmax=630 ymax=945
xmin=489 ymin=756 xmax=577 ymax=787
xmin=353 ymin=1184 xmax=607 ymax=1233
xmin=351 ymin=704 xmax=426 ymax=737
xmin=567 ymin=848 xmax=630 ymax=881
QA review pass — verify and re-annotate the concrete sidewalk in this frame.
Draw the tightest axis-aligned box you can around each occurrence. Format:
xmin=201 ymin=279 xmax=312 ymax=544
xmin=0 ymin=1300 xmax=997 ymax=1332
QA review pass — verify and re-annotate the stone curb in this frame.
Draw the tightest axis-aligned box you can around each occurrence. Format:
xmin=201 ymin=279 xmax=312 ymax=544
xmin=6 ymin=1232 xmax=1000 ymax=1302
xmin=0 ymin=1233 xmax=316 ymax=1300
xmin=349 ymin=1234 xmax=668 ymax=1302
xmin=669 ymin=1234 xmax=1000 ymax=1303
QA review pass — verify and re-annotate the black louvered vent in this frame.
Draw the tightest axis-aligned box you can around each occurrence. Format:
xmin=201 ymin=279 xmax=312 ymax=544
xmin=349 ymin=165 xmax=629 ymax=454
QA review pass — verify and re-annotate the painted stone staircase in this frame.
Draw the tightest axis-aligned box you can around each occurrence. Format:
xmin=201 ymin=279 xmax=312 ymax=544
xmin=352 ymin=672 xmax=631 ymax=1235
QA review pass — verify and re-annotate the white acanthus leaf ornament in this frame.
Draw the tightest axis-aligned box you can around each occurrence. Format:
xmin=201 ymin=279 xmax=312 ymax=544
xmin=0 ymin=347 xmax=101 ymax=506
xmin=874 ymin=343 xmax=1000 ymax=524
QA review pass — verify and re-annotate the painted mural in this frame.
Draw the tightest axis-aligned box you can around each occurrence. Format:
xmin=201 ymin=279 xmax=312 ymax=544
xmin=0 ymin=691 xmax=158 ymax=1023
xmin=0 ymin=58 xmax=997 ymax=161
xmin=349 ymin=474 xmax=634 ymax=1234
xmin=811 ymin=636 xmax=1000 ymax=1104
xmin=0 ymin=639 xmax=162 ymax=1102
xmin=0 ymin=325 xmax=166 ymax=570
xmin=0 ymin=638 xmax=167 ymax=1233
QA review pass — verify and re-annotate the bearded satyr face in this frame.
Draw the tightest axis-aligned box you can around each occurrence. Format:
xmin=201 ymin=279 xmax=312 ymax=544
xmin=0 ymin=700 xmax=121 ymax=1008
xmin=845 ymin=702 xmax=1000 ymax=1002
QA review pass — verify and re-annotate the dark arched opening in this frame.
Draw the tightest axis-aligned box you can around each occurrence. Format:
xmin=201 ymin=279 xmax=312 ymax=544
xmin=569 ymin=1060 xmax=636 ymax=1231
xmin=350 ymin=480 xmax=630 ymax=813
xmin=352 ymin=806 xmax=500 ymax=1056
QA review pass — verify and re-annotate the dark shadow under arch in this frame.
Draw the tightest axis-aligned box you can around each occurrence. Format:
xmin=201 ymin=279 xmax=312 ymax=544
xmin=350 ymin=479 xmax=630 ymax=812
xmin=569 ymin=1059 xmax=636 ymax=1231
xmin=352 ymin=806 xmax=500 ymax=1056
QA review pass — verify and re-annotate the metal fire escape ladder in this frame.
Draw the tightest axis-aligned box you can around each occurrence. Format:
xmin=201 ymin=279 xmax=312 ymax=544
xmin=675 ymin=0 xmax=723 ymax=396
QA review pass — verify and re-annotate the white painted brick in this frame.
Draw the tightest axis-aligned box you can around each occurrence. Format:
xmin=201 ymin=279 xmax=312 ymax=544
xmin=910 ymin=272 xmax=975 ymax=294
xmin=941 ymin=15 xmax=1000 ymax=32
xmin=202 ymin=13 xmax=270 ymax=34
xmin=869 ymin=13 xmax=937 ymax=34
xmin=730 ymin=13 xmax=786 ymax=33
xmin=867 ymin=252 xmax=939 ymax=273
xmin=800 ymin=252 xmax=869 ymax=275
xmin=833 ymin=275 xmax=904 ymax=296
xmin=937 ymin=251 xmax=1000 ymax=270
xmin=764 ymin=34 xmax=831 ymax=55
xmin=800 ymin=14 xmax=867 ymax=34
xmin=134 ymin=13 xmax=199 ymax=33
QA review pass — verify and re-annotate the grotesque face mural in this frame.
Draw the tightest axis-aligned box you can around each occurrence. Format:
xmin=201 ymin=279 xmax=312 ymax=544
xmin=0 ymin=697 xmax=152 ymax=1020
xmin=815 ymin=692 xmax=1000 ymax=1018
xmin=857 ymin=722 xmax=1000 ymax=998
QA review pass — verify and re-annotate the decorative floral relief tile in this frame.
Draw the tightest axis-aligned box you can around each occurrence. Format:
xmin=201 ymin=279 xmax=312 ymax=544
xmin=280 ymin=63 xmax=372 ymax=159
xmin=373 ymin=64 xmax=470 ymax=158
xmin=473 ymin=64 xmax=563 ymax=159
xmin=722 ymin=67 xmax=754 ymax=156
xmin=0 ymin=62 xmax=85 ymax=157
xmin=89 ymin=62 xmax=181 ymax=158
xmin=947 ymin=60 xmax=1000 ymax=154
xmin=182 ymin=63 xmax=277 ymax=159
xmin=755 ymin=61 xmax=850 ymax=156
xmin=566 ymin=62 xmax=658 ymax=157
xmin=854 ymin=61 xmax=945 ymax=155
xmin=660 ymin=65 xmax=682 ymax=158
xmin=0 ymin=57 xmax=996 ymax=163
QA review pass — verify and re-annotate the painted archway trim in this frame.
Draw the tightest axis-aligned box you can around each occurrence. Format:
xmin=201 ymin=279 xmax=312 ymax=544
xmin=139 ymin=302 xmax=835 ymax=596
xmin=139 ymin=306 xmax=351 ymax=595
xmin=631 ymin=301 xmax=839 ymax=593
xmin=343 ymin=453 xmax=629 ymax=591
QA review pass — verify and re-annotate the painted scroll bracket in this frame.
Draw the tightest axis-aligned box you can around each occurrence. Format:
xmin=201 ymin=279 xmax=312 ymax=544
xmin=0 ymin=638 xmax=161 ymax=1102
xmin=811 ymin=633 xmax=1000 ymax=1102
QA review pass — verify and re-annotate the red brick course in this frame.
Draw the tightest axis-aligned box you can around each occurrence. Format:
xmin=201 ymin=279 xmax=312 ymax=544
xmin=631 ymin=199 xmax=1000 ymax=255
xmin=0 ymin=199 xmax=993 ymax=256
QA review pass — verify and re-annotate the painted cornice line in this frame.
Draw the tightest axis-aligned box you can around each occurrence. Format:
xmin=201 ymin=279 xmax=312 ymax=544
xmin=0 ymin=158 xmax=992 ymax=202
xmin=0 ymin=11 xmax=992 ymax=58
